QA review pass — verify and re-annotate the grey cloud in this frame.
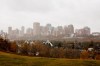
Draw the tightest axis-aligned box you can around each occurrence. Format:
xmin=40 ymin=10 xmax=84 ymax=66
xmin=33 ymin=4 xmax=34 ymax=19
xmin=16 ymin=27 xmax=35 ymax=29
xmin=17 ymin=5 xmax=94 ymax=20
xmin=0 ymin=0 xmax=100 ymax=32
xmin=53 ymin=0 xmax=100 ymax=21
xmin=6 ymin=0 xmax=54 ymax=13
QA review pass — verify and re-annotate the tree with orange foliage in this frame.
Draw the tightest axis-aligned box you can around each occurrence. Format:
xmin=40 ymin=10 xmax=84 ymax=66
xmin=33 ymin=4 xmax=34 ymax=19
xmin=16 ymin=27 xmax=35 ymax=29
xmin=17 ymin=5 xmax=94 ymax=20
xmin=31 ymin=42 xmax=50 ymax=57
xmin=80 ymin=49 xmax=89 ymax=59
xmin=10 ymin=41 xmax=17 ymax=52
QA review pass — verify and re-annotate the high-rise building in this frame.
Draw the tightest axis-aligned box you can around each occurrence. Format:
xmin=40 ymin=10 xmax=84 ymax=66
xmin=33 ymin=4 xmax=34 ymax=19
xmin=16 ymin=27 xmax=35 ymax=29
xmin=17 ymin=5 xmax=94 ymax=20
xmin=33 ymin=22 xmax=41 ymax=36
xmin=8 ymin=27 xmax=12 ymax=35
xmin=56 ymin=26 xmax=64 ymax=36
xmin=75 ymin=29 xmax=82 ymax=36
xmin=64 ymin=26 xmax=68 ymax=35
xmin=75 ymin=26 xmax=91 ymax=37
xmin=26 ymin=28 xmax=33 ymax=35
xmin=0 ymin=30 xmax=4 ymax=35
xmin=52 ymin=27 xmax=57 ymax=36
xmin=40 ymin=26 xmax=45 ymax=36
xmin=21 ymin=26 xmax=25 ymax=34
xmin=67 ymin=24 xmax=74 ymax=34
xmin=83 ymin=26 xmax=91 ymax=35
xmin=45 ymin=24 xmax=52 ymax=36
xmin=15 ymin=29 xmax=20 ymax=36
xmin=20 ymin=26 xmax=25 ymax=36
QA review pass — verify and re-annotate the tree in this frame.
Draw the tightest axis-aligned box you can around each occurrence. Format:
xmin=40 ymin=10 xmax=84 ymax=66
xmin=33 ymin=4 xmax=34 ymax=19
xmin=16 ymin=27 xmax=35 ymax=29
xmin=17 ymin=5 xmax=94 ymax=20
xmin=21 ymin=43 xmax=29 ymax=55
xmin=80 ymin=50 xmax=89 ymax=59
xmin=0 ymin=37 xmax=10 ymax=51
xmin=10 ymin=41 xmax=17 ymax=52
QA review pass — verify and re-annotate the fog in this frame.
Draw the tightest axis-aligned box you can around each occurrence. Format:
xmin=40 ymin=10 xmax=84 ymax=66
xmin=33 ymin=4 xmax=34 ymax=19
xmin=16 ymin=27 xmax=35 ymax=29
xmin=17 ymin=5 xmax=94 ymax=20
xmin=0 ymin=0 xmax=100 ymax=32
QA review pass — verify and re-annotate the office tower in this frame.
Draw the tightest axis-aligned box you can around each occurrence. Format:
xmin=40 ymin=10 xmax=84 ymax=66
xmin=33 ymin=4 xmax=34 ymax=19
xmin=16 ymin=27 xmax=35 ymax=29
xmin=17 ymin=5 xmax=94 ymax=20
xmin=8 ymin=27 xmax=12 ymax=35
xmin=75 ymin=26 xmax=91 ymax=36
xmin=64 ymin=26 xmax=68 ymax=35
xmin=52 ymin=27 xmax=57 ymax=36
xmin=67 ymin=24 xmax=74 ymax=34
xmin=0 ymin=30 xmax=4 ymax=35
xmin=15 ymin=29 xmax=20 ymax=36
xmin=46 ymin=24 xmax=52 ymax=29
xmin=21 ymin=26 xmax=25 ymax=34
xmin=20 ymin=26 xmax=25 ymax=36
xmin=40 ymin=26 xmax=45 ymax=36
xmin=75 ymin=29 xmax=82 ymax=36
xmin=56 ymin=26 xmax=64 ymax=36
xmin=45 ymin=24 xmax=52 ymax=36
xmin=83 ymin=26 xmax=91 ymax=35
xmin=26 ymin=28 xmax=33 ymax=35
xmin=33 ymin=22 xmax=41 ymax=36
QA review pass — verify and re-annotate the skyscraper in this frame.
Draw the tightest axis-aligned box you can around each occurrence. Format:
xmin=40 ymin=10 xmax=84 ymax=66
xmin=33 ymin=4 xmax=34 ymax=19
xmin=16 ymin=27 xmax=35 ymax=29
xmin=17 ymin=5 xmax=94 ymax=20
xmin=45 ymin=24 xmax=52 ymax=36
xmin=8 ymin=27 xmax=12 ymax=35
xmin=56 ymin=26 xmax=64 ymax=36
xmin=75 ymin=26 xmax=91 ymax=37
xmin=21 ymin=26 xmax=25 ymax=33
xmin=67 ymin=24 xmax=74 ymax=34
xmin=33 ymin=22 xmax=41 ymax=36
xmin=64 ymin=26 xmax=68 ymax=35
xmin=83 ymin=26 xmax=91 ymax=35
xmin=26 ymin=28 xmax=33 ymax=35
xmin=20 ymin=26 xmax=25 ymax=36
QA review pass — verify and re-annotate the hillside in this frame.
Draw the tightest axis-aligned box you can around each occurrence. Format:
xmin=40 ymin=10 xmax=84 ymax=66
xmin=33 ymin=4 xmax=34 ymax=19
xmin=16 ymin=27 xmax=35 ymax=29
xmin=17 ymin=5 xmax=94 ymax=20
xmin=0 ymin=51 xmax=100 ymax=66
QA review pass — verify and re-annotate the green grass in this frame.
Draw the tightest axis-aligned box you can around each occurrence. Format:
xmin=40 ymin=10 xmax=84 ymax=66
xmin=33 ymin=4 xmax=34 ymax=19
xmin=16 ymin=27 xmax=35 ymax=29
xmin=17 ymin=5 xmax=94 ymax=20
xmin=0 ymin=52 xmax=100 ymax=66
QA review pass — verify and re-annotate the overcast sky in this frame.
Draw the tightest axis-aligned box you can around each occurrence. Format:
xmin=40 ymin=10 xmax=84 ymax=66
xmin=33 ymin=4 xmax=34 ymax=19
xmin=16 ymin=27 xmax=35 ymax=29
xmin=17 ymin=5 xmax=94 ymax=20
xmin=0 ymin=0 xmax=100 ymax=32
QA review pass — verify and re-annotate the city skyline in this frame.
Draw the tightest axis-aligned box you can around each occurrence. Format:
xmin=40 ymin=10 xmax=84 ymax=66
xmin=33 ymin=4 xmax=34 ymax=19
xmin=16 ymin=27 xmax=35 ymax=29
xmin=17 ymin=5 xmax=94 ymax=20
xmin=0 ymin=22 xmax=96 ymax=33
xmin=0 ymin=0 xmax=100 ymax=32
xmin=7 ymin=22 xmax=90 ymax=33
xmin=6 ymin=22 xmax=91 ymax=40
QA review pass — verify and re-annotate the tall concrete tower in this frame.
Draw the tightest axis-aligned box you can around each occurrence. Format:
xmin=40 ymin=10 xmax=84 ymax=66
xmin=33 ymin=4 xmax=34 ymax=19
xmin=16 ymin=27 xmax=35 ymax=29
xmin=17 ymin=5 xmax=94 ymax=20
xmin=8 ymin=27 xmax=12 ymax=35
xmin=21 ymin=26 xmax=25 ymax=35
xmin=68 ymin=24 xmax=74 ymax=34
xmin=33 ymin=22 xmax=41 ymax=36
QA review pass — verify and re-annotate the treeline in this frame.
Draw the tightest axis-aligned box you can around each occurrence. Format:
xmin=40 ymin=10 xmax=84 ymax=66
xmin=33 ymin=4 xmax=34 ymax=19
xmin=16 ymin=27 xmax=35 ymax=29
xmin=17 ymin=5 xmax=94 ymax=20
xmin=0 ymin=38 xmax=80 ymax=58
xmin=0 ymin=38 xmax=10 ymax=51
xmin=11 ymin=41 xmax=81 ymax=59
xmin=0 ymin=37 xmax=100 ymax=59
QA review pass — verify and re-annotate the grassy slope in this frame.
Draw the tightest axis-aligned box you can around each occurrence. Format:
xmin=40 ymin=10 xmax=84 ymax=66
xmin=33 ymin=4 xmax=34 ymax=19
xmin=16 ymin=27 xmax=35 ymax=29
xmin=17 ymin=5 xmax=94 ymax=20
xmin=0 ymin=52 xmax=100 ymax=66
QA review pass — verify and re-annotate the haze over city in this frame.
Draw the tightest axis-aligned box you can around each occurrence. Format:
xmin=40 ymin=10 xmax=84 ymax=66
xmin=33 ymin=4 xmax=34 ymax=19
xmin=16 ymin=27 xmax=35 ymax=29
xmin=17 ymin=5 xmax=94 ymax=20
xmin=0 ymin=0 xmax=100 ymax=32
xmin=1 ymin=0 xmax=100 ymax=64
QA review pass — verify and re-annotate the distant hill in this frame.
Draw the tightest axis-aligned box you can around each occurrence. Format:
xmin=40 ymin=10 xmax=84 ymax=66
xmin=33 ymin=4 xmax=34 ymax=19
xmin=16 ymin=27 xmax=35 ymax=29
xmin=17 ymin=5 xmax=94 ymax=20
xmin=0 ymin=51 xmax=100 ymax=66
